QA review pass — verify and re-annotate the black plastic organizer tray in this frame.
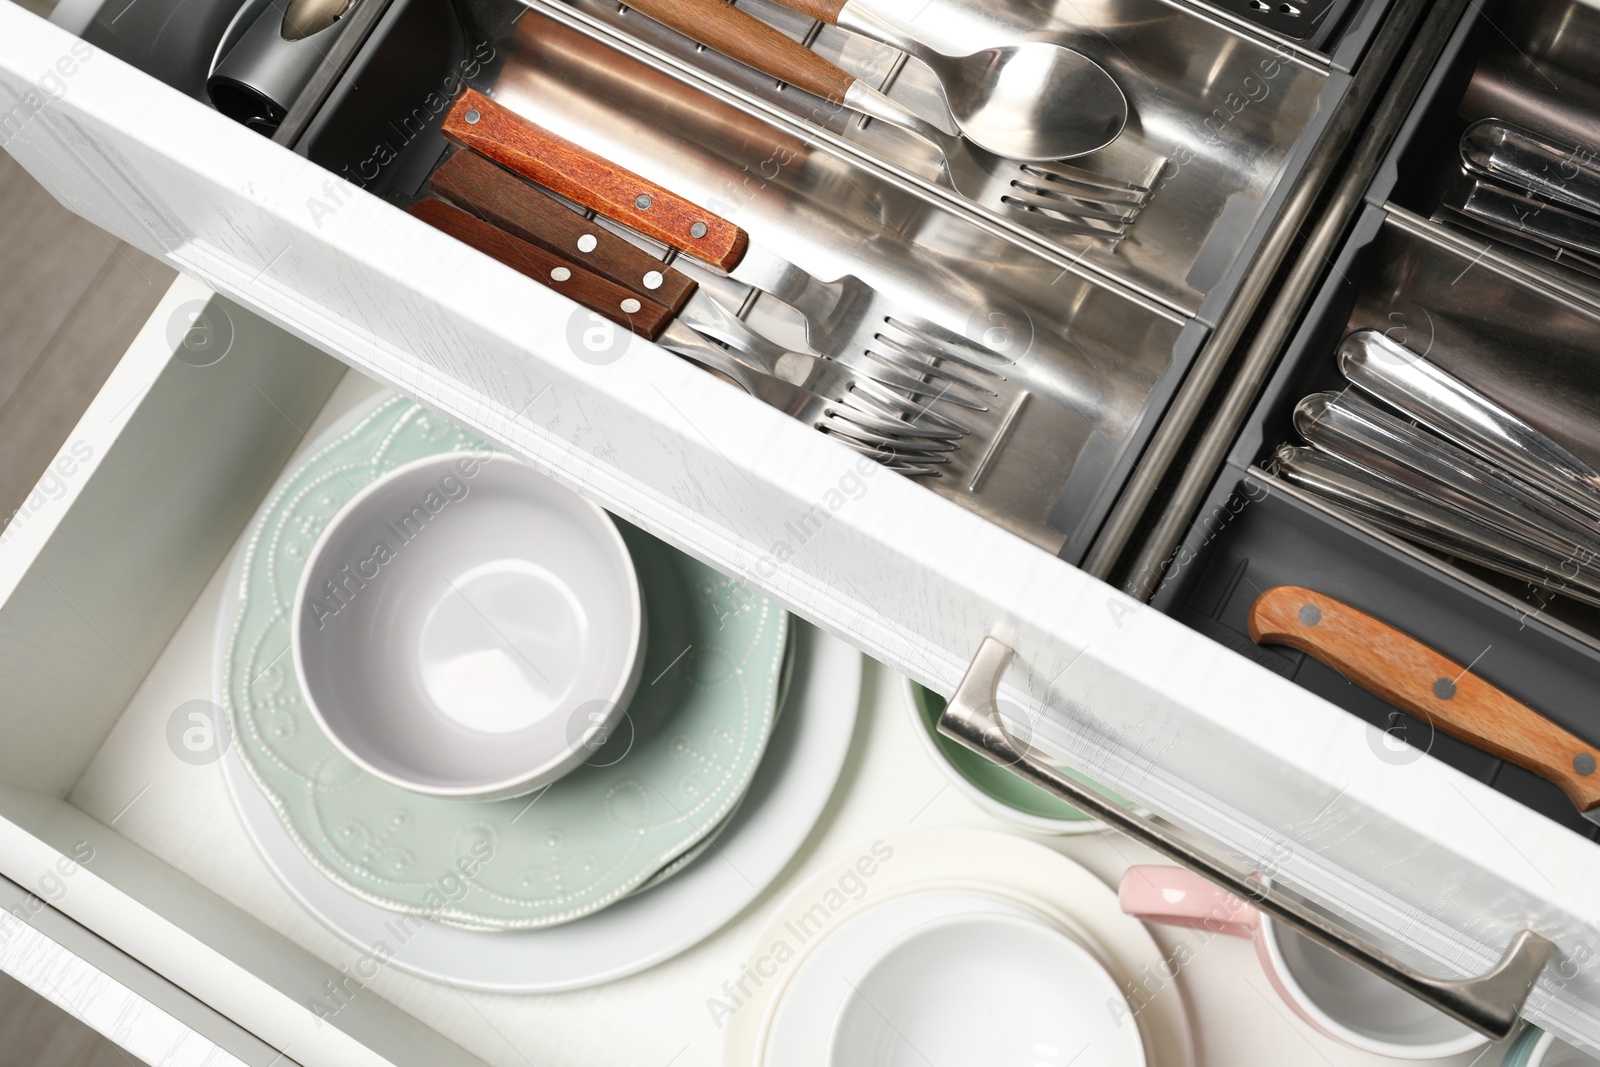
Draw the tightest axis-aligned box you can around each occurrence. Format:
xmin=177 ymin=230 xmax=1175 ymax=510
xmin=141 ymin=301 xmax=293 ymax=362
xmin=1151 ymin=202 xmax=1600 ymax=842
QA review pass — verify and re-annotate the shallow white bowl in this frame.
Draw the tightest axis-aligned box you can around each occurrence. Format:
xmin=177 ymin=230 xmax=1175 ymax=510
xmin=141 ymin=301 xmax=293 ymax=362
xmin=293 ymin=452 xmax=642 ymax=800
xmin=829 ymin=910 xmax=1146 ymax=1067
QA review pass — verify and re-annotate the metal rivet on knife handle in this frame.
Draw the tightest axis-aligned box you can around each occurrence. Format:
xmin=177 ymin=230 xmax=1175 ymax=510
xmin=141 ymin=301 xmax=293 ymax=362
xmin=404 ymin=198 xmax=676 ymax=341
xmin=426 ymin=149 xmax=697 ymax=317
xmin=439 ymin=90 xmax=750 ymax=272
xmin=1249 ymin=584 xmax=1600 ymax=825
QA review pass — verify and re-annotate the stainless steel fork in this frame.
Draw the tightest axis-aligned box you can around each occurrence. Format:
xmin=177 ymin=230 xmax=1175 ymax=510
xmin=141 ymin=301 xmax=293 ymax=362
xmin=440 ymin=93 xmax=1016 ymax=410
xmin=612 ymin=0 xmax=1152 ymax=240
xmin=659 ymin=321 xmax=954 ymax=476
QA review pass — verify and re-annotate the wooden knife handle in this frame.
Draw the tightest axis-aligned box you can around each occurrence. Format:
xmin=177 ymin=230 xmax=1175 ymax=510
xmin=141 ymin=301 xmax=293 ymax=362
xmin=622 ymin=0 xmax=855 ymax=103
xmin=1249 ymin=585 xmax=1600 ymax=815
xmin=770 ymin=0 xmax=846 ymax=24
xmin=407 ymin=198 xmax=674 ymax=340
xmin=428 ymin=150 xmax=697 ymax=316
xmin=441 ymin=90 xmax=748 ymax=271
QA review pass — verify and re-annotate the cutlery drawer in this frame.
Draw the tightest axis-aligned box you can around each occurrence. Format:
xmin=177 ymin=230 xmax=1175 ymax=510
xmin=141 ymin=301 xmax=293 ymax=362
xmin=7 ymin=0 xmax=1600 ymax=1057
xmin=1154 ymin=204 xmax=1600 ymax=839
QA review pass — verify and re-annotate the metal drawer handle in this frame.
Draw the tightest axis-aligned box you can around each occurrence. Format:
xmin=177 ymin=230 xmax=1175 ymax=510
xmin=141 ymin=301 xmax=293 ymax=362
xmin=937 ymin=637 xmax=1555 ymax=1039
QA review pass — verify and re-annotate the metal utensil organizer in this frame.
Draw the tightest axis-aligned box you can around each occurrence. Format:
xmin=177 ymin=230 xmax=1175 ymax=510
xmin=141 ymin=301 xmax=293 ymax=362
xmin=9 ymin=0 xmax=1600 ymax=1057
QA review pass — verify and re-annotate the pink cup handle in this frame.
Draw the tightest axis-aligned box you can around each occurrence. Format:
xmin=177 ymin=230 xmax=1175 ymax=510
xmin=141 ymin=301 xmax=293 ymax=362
xmin=1119 ymin=865 xmax=1260 ymax=939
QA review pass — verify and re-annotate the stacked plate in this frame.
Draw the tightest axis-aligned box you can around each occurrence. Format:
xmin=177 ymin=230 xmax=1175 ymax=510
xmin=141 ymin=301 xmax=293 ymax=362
xmin=214 ymin=390 xmax=861 ymax=990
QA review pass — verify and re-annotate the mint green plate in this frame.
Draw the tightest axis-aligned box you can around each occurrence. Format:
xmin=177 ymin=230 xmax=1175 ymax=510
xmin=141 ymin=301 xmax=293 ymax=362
xmin=219 ymin=395 xmax=788 ymax=930
xmin=907 ymin=683 xmax=1134 ymax=829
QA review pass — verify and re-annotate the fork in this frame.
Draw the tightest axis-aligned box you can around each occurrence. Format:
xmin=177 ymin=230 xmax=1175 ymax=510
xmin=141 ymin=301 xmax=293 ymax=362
xmin=611 ymin=0 xmax=1151 ymax=240
xmin=656 ymin=319 xmax=955 ymax=476
xmin=441 ymin=91 xmax=1009 ymax=405
xmin=407 ymin=196 xmax=959 ymax=473
xmin=426 ymin=148 xmax=973 ymax=432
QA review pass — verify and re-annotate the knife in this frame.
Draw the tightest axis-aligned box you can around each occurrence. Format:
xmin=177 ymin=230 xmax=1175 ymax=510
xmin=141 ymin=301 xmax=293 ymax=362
xmin=425 ymin=149 xmax=945 ymax=399
xmin=1338 ymin=329 xmax=1600 ymax=520
xmin=1249 ymin=585 xmax=1600 ymax=825
xmin=1460 ymin=119 xmax=1600 ymax=220
xmin=405 ymin=198 xmax=675 ymax=336
xmin=440 ymin=90 xmax=1014 ymax=380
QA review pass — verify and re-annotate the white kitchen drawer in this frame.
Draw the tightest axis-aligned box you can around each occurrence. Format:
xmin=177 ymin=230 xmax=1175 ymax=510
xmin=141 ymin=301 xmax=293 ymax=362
xmin=0 ymin=276 xmax=1531 ymax=1067
xmin=2 ymin=2 xmax=1599 ymax=1059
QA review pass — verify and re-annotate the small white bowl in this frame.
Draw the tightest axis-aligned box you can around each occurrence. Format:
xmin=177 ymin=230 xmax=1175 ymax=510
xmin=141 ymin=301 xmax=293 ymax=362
xmin=293 ymin=452 xmax=643 ymax=800
xmin=829 ymin=911 xmax=1146 ymax=1067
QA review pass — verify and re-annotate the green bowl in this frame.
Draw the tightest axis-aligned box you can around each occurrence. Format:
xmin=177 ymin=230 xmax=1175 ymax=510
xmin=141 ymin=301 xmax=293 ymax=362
xmin=905 ymin=681 xmax=1132 ymax=832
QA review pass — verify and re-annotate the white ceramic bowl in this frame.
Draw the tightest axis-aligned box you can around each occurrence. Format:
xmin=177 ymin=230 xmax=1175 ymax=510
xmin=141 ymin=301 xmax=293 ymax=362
xmin=293 ymin=452 xmax=643 ymax=800
xmin=829 ymin=911 xmax=1146 ymax=1067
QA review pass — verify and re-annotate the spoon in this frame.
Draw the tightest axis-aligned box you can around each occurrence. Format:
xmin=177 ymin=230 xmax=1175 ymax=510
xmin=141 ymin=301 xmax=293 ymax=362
xmin=280 ymin=0 xmax=353 ymax=40
xmin=771 ymin=0 xmax=1126 ymax=162
xmin=622 ymin=0 xmax=1126 ymax=162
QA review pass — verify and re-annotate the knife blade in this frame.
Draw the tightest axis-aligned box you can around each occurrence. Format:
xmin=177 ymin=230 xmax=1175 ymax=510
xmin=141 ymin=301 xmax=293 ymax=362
xmin=1249 ymin=584 xmax=1600 ymax=825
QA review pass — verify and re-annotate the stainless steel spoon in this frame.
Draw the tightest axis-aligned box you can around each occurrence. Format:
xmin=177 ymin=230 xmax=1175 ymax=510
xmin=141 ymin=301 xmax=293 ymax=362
xmin=769 ymin=0 xmax=1127 ymax=162
xmin=281 ymin=0 xmax=353 ymax=40
xmin=623 ymin=0 xmax=1126 ymax=162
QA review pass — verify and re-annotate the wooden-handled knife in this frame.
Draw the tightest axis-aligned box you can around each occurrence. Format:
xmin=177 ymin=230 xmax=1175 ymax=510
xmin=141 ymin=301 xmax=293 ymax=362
xmin=405 ymin=197 xmax=675 ymax=339
xmin=426 ymin=149 xmax=696 ymax=315
xmin=440 ymin=89 xmax=748 ymax=271
xmin=1249 ymin=585 xmax=1600 ymax=825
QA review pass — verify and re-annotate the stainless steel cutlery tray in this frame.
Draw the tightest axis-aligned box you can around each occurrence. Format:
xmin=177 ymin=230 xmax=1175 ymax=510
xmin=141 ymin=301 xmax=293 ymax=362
xmin=523 ymin=0 xmax=1354 ymax=323
xmin=310 ymin=0 xmax=1214 ymax=559
xmin=1150 ymin=202 xmax=1600 ymax=841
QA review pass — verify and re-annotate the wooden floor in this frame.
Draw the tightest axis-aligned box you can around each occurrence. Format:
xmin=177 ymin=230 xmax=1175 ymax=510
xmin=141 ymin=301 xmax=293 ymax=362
xmin=0 ymin=123 xmax=176 ymax=534
xmin=0 ymin=972 xmax=144 ymax=1066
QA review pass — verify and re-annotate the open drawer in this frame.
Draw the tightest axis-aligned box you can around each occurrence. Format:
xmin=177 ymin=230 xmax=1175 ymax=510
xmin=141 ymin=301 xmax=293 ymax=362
xmin=3 ymin=0 xmax=1600 ymax=1060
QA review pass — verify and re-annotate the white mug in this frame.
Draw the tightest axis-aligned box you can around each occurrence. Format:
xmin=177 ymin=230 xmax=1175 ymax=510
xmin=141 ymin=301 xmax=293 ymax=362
xmin=1119 ymin=865 xmax=1486 ymax=1060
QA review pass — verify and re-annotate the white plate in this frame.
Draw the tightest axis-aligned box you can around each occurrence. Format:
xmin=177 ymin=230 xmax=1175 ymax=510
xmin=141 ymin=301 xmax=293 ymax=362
xmin=728 ymin=829 xmax=1197 ymax=1067
xmin=219 ymin=623 xmax=861 ymax=991
xmin=765 ymin=891 xmax=1038 ymax=1067
xmin=832 ymin=910 xmax=1147 ymax=1067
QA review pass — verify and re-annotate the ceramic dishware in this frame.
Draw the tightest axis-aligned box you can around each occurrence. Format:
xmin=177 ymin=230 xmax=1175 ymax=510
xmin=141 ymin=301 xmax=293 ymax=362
xmin=293 ymin=451 xmax=643 ymax=801
xmin=1120 ymin=865 xmax=1486 ymax=1059
xmin=1506 ymin=1028 xmax=1600 ymax=1067
xmin=221 ymin=618 xmax=858 ymax=991
xmin=764 ymin=891 xmax=1039 ymax=1067
xmin=222 ymin=394 xmax=788 ymax=930
xmin=730 ymin=830 xmax=1195 ymax=1067
xmin=829 ymin=910 xmax=1146 ymax=1067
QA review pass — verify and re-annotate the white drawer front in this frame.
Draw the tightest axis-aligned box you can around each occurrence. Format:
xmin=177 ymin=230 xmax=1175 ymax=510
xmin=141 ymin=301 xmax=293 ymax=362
xmin=3 ymin=6 xmax=1600 ymax=1054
